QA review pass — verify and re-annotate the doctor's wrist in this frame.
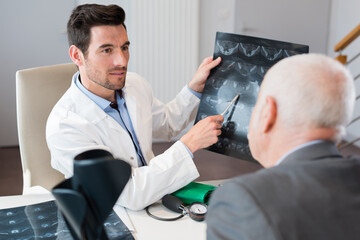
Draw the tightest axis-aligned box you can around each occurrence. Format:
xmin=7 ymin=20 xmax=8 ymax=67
xmin=179 ymin=140 xmax=194 ymax=158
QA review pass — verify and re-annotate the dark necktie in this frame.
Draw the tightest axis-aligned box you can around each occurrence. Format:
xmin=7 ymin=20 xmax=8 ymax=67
xmin=110 ymin=101 xmax=147 ymax=166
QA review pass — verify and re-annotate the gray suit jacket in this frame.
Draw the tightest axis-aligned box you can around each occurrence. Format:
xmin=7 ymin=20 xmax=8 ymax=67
xmin=206 ymin=141 xmax=360 ymax=240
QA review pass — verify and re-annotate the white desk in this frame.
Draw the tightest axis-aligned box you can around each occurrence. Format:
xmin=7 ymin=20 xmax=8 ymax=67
xmin=0 ymin=180 xmax=225 ymax=240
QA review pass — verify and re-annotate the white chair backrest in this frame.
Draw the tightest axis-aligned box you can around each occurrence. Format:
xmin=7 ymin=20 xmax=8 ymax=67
xmin=16 ymin=63 xmax=77 ymax=192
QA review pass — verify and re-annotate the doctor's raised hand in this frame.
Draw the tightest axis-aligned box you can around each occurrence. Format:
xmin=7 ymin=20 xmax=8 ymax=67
xmin=188 ymin=57 xmax=222 ymax=93
xmin=181 ymin=56 xmax=223 ymax=153
xmin=180 ymin=115 xmax=224 ymax=153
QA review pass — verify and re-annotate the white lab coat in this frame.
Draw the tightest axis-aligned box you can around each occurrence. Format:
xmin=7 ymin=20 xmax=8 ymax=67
xmin=46 ymin=72 xmax=200 ymax=210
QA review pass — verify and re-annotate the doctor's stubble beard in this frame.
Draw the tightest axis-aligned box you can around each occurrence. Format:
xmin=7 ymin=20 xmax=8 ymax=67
xmin=85 ymin=63 xmax=127 ymax=91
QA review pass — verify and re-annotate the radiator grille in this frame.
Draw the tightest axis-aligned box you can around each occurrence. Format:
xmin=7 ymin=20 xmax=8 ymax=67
xmin=130 ymin=0 xmax=199 ymax=102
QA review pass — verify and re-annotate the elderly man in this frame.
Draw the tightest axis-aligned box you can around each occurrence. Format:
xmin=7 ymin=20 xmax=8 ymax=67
xmin=206 ymin=53 xmax=360 ymax=240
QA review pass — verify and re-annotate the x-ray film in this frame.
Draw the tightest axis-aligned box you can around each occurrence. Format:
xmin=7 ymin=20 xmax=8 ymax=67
xmin=195 ymin=32 xmax=309 ymax=162
xmin=0 ymin=200 xmax=134 ymax=239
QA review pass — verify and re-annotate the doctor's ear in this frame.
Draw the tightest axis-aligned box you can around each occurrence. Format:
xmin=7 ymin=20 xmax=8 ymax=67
xmin=69 ymin=45 xmax=84 ymax=67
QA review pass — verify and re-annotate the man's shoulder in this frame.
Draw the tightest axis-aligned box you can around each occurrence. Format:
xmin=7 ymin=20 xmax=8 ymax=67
xmin=209 ymin=155 xmax=360 ymax=240
xmin=124 ymin=72 xmax=153 ymax=97
xmin=47 ymin=81 xmax=98 ymax=128
xmin=232 ymin=155 xmax=355 ymax=186
xmin=221 ymin=154 xmax=360 ymax=204
xmin=211 ymin=170 xmax=271 ymax=201
xmin=49 ymin=82 xmax=82 ymax=115
xmin=125 ymin=72 xmax=147 ymax=85
xmin=126 ymin=71 xmax=141 ymax=78
xmin=216 ymin=159 xmax=324 ymax=198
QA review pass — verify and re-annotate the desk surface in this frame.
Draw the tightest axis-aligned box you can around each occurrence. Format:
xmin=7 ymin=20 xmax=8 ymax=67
xmin=0 ymin=180 xmax=226 ymax=240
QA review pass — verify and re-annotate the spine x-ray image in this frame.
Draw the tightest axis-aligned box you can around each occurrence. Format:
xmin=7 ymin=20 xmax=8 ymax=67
xmin=195 ymin=32 xmax=309 ymax=162
xmin=0 ymin=200 xmax=133 ymax=239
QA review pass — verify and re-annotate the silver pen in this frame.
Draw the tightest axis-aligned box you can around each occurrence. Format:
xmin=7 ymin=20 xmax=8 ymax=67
xmin=220 ymin=94 xmax=239 ymax=116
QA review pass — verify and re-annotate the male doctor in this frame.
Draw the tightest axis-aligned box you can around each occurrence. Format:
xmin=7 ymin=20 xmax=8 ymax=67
xmin=46 ymin=4 xmax=223 ymax=210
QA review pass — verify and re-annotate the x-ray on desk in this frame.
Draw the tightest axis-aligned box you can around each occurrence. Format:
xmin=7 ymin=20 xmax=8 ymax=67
xmin=0 ymin=180 xmax=224 ymax=239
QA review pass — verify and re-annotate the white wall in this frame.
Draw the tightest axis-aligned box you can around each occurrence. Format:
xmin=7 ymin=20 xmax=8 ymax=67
xmin=0 ymin=1 xmax=359 ymax=146
xmin=199 ymin=0 xmax=331 ymax=60
xmin=199 ymin=0 xmax=236 ymax=61
xmin=0 ymin=0 xmax=131 ymax=147
xmin=233 ymin=0 xmax=331 ymax=54
xmin=327 ymin=0 xmax=360 ymax=147
xmin=0 ymin=0 xmax=74 ymax=146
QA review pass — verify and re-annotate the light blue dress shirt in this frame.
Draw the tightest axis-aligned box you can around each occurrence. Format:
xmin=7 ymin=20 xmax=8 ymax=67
xmin=74 ymin=72 xmax=199 ymax=165
xmin=74 ymin=72 xmax=147 ymax=166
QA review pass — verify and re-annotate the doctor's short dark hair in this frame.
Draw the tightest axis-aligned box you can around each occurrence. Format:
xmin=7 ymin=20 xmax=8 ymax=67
xmin=67 ymin=4 xmax=126 ymax=56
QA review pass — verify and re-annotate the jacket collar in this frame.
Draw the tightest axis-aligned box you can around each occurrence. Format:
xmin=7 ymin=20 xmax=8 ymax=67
xmin=68 ymin=72 xmax=114 ymax=124
xmin=280 ymin=141 xmax=343 ymax=165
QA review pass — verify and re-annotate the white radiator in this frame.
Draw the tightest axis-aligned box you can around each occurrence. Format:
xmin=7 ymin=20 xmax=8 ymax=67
xmin=130 ymin=0 xmax=200 ymax=102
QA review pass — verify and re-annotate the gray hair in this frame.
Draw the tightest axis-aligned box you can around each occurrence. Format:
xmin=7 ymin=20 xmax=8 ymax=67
xmin=259 ymin=53 xmax=355 ymax=141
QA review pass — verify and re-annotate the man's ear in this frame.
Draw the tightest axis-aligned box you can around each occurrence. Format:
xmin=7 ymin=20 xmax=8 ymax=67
xmin=260 ymin=96 xmax=277 ymax=133
xmin=69 ymin=45 xmax=84 ymax=67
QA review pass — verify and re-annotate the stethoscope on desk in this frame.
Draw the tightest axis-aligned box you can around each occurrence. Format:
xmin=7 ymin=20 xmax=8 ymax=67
xmin=146 ymin=194 xmax=208 ymax=222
